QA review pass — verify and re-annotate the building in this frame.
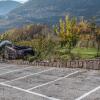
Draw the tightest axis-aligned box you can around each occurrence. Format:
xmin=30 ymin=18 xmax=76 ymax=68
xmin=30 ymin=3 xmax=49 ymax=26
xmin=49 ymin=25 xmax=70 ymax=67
xmin=4 ymin=45 xmax=35 ymax=60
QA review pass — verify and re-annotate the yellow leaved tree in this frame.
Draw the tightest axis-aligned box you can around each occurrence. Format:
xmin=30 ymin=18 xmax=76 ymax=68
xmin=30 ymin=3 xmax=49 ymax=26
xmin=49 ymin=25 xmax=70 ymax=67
xmin=54 ymin=16 xmax=79 ymax=52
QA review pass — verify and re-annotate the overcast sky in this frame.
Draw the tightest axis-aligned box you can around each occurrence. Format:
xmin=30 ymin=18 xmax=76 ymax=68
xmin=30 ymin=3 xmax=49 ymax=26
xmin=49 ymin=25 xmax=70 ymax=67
xmin=12 ymin=0 xmax=28 ymax=3
xmin=0 ymin=0 xmax=29 ymax=3
xmin=14 ymin=0 xmax=29 ymax=3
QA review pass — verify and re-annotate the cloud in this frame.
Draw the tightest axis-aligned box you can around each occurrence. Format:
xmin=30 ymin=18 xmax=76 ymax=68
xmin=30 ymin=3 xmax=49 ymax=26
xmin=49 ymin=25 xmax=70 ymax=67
xmin=0 ymin=0 xmax=29 ymax=3
xmin=13 ymin=0 xmax=29 ymax=3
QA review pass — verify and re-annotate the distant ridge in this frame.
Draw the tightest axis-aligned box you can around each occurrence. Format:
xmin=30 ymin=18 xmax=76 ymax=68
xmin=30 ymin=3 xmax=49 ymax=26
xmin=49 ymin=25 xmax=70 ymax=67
xmin=0 ymin=0 xmax=100 ymax=33
xmin=0 ymin=0 xmax=21 ymax=15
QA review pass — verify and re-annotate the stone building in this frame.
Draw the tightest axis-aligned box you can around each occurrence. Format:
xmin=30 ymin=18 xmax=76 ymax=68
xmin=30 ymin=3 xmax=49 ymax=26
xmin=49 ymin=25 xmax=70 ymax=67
xmin=4 ymin=45 xmax=35 ymax=60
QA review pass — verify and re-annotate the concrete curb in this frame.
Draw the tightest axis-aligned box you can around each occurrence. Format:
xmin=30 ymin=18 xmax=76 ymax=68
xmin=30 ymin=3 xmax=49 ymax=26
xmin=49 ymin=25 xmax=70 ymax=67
xmin=6 ymin=59 xmax=100 ymax=70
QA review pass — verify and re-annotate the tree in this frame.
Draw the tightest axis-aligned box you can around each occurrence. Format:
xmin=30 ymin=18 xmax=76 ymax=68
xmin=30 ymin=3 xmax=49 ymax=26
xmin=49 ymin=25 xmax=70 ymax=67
xmin=55 ymin=16 xmax=79 ymax=52
xmin=96 ymin=32 xmax=100 ymax=57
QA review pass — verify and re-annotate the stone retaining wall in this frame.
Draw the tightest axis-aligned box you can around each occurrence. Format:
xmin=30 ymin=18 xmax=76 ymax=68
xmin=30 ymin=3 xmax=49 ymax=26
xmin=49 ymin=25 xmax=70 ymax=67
xmin=7 ymin=59 xmax=100 ymax=70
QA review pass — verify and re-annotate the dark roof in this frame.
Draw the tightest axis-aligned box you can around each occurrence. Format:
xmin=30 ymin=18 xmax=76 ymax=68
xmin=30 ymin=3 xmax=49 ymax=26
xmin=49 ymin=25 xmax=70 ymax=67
xmin=13 ymin=45 xmax=32 ymax=50
xmin=0 ymin=40 xmax=12 ymax=47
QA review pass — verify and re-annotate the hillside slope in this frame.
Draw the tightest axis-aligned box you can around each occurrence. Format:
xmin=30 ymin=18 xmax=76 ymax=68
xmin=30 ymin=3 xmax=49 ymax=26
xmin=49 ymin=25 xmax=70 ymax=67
xmin=0 ymin=0 xmax=21 ymax=15
xmin=0 ymin=0 xmax=100 ymax=32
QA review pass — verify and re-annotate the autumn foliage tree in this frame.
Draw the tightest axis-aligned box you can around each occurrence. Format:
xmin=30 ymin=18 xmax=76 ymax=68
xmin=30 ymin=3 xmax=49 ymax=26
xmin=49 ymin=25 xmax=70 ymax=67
xmin=96 ymin=28 xmax=100 ymax=56
xmin=55 ymin=16 xmax=79 ymax=52
xmin=0 ymin=24 xmax=51 ymax=42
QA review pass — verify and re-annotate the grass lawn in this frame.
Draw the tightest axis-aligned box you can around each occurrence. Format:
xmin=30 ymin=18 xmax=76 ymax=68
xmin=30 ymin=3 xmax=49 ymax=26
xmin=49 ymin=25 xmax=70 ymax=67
xmin=55 ymin=46 xmax=100 ymax=59
xmin=71 ymin=48 xmax=100 ymax=59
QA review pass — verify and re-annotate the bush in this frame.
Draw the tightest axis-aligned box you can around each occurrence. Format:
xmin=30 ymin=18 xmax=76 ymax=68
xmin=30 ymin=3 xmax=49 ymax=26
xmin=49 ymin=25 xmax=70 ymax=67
xmin=22 ymin=55 xmax=36 ymax=62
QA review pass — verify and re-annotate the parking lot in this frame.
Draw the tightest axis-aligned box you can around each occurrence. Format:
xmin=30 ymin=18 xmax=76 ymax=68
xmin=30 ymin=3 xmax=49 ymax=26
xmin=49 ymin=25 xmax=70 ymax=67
xmin=0 ymin=63 xmax=100 ymax=100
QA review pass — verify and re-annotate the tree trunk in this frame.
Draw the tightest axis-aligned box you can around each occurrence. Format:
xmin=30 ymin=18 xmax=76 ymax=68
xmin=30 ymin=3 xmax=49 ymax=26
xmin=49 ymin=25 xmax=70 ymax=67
xmin=97 ymin=42 xmax=100 ymax=57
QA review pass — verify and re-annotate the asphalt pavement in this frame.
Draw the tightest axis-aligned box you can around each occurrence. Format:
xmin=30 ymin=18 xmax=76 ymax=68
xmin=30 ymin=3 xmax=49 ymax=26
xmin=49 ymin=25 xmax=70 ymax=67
xmin=0 ymin=63 xmax=100 ymax=100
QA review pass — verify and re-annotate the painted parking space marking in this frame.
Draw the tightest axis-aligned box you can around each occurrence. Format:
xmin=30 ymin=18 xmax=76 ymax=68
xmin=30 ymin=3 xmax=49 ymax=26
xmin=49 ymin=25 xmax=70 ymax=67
xmin=6 ymin=68 xmax=79 ymax=89
xmin=27 ymin=70 xmax=80 ymax=90
xmin=0 ymin=67 xmax=54 ymax=83
xmin=0 ymin=66 xmax=25 ymax=71
xmin=75 ymin=86 xmax=100 ymax=100
xmin=0 ymin=82 xmax=60 ymax=100
xmin=0 ymin=64 xmax=23 ymax=70
xmin=0 ymin=63 xmax=100 ymax=100
xmin=0 ymin=66 xmax=34 ymax=76
xmin=1 ymin=69 xmax=79 ymax=100
xmin=3 ymin=68 xmax=55 ymax=83
xmin=0 ymin=65 xmax=12 ymax=70
xmin=31 ymin=70 xmax=100 ymax=100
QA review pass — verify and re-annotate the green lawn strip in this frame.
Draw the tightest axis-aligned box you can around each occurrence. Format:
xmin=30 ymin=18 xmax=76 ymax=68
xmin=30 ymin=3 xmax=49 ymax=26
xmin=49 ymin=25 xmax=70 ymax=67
xmin=71 ymin=47 xmax=100 ymax=59
xmin=71 ymin=48 xmax=98 ymax=55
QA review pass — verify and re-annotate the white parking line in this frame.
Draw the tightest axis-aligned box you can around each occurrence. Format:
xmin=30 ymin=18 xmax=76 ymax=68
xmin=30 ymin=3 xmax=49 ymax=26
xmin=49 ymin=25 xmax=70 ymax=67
xmin=28 ymin=70 xmax=80 ymax=91
xmin=0 ymin=64 xmax=20 ymax=70
xmin=0 ymin=65 xmax=12 ymax=70
xmin=0 ymin=83 xmax=60 ymax=100
xmin=0 ymin=66 xmax=34 ymax=76
xmin=75 ymin=86 xmax=100 ymax=100
xmin=3 ymin=68 xmax=55 ymax=83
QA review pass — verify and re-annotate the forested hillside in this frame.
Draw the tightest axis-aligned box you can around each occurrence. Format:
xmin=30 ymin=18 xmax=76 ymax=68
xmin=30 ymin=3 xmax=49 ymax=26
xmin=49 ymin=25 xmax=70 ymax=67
xmin=0 ymin=0 xmax=100 ymax=32
xmin=0 ymin=0 xmax=21 ymax=15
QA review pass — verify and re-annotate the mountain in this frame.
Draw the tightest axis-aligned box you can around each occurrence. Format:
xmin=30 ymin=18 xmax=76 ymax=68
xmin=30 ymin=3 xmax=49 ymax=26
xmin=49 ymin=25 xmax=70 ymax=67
xmin=0 ymin=0 xmax=100 ymax=32
xmin=0 ymin=0 xmax=21 ymax=15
